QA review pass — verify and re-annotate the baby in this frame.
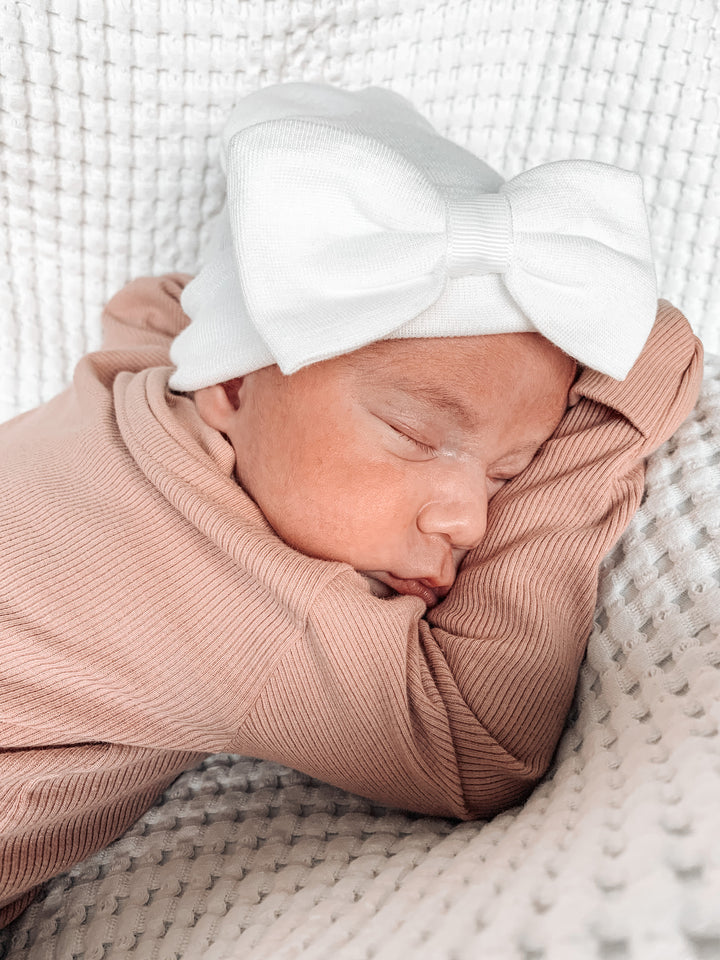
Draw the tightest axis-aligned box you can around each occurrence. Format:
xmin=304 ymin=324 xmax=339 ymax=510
xmin=0 ymin=82 xmax=703 ymax=926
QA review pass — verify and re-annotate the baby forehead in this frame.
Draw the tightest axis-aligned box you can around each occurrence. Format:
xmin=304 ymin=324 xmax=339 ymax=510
xmin=343 ymin=335 xmax=494 ymax=382
xmin=333 ymin=333 xmax=575 ymax=424
xmin=341 ymin=333 xmax=567 ymax=389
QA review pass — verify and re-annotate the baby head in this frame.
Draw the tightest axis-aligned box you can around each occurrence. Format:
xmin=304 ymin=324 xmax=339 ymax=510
xmin=169 ymin=80 xmax=656 ymax=601
xmin=192 ymin=332 xmax=575 ymax=604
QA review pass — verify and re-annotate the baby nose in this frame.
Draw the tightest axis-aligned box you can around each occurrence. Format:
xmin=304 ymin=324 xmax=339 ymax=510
xmin=416 ymin=490 xmax=488 ymax=550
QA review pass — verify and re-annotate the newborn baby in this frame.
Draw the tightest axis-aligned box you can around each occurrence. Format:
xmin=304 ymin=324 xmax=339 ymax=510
xmin=0 ymin=81 xmax=704 ymax=926
xmin=193 ymin=331 xmax=576 ymax=605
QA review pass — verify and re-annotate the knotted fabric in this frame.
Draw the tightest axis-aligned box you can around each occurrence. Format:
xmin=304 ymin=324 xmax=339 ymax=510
xmin=169 ymin=81 xmax=657 ymax=390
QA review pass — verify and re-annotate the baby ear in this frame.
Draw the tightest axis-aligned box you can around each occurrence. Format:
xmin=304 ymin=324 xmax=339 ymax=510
xmin=220 ymin=377 xmax=244 ymax=410
xmin=193 ymin=377 xmax=245 ymax=431
xmin=567 ymin=366 xmax=584 ymax=407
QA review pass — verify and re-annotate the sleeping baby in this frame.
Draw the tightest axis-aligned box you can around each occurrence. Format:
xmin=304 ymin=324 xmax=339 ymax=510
xmin=0 ymin=81 xmax=703 ymax=926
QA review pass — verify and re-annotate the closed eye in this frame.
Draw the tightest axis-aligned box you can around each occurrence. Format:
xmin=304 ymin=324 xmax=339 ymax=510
xmin=387 ymin=423 xmax=436 ymax=456
xmin=489 ymin=446 xmax=543 ymax=482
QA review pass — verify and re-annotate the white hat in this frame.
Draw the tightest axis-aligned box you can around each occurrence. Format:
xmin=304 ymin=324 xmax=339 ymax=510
xmin=168 ymin=81 xmax=657 ymax=390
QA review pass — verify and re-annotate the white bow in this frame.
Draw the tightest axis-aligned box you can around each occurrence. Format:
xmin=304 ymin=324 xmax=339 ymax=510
xmin=170 ymin=83 xmax=658 ymax=391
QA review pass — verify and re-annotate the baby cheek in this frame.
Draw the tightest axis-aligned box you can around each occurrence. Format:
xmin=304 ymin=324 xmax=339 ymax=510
xmin=312 ymin=451 xmax=418 ymax=545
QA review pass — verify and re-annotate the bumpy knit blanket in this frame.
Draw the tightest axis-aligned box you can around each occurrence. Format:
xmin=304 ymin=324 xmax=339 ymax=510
xmin=2 ymin=356 xmax=720 ymax=959
xmin=2 ymin=1 xmax=719 ymax=957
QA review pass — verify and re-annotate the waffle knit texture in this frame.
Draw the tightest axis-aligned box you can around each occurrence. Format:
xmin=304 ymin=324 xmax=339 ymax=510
xmin=0 ymin=2 xmax=718 ymax=956
xmin=1 ymin=1 xmax=718 ymax=428
xmin=0 ymin=274 xmax=702 ymax=930
xmin=5 ymin=365 xmax=720 ymax=960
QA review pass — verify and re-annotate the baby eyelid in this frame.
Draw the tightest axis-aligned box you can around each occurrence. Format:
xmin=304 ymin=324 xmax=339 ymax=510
xmin=490 ymin=453 xmax=538 ymax=482
xmin=388 ymin=423 xmax=435 ymax=455
xmin=410 ymin=436 xmax=436 ymax=455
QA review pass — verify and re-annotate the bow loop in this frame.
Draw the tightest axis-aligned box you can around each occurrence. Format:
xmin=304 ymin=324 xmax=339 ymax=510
xmin=499 ymin=160 xmax=658 ymax=378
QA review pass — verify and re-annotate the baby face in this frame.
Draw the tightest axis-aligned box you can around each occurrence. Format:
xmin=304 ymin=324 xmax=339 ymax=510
xmin=194 ymin=333 xmax=576 ymax=605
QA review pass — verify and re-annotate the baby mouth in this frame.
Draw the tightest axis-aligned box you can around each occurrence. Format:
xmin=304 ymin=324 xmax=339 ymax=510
xmin=364 ymin=572 xmax=447 ymax=607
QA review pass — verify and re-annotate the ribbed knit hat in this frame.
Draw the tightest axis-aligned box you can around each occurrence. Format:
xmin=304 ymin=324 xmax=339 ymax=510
xmin=168 ymin=81 xmax=657 ymax=390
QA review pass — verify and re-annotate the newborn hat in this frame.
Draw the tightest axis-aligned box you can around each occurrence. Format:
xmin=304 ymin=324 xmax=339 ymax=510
xmin=168 ymin=81 xmax=657 ymax=390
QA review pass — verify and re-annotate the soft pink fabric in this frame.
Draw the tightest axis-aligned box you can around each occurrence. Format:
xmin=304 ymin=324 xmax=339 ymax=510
xmin=0 ymin=274 xmax=703 ymax=924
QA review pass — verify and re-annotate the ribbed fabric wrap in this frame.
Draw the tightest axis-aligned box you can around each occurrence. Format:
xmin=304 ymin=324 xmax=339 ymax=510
xmin=0 ymin=276 xmax=703 ymax=940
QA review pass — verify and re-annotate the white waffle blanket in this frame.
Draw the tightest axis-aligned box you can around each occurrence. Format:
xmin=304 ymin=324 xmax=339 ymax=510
xmin=1 ymin=2 xmax=719 ymax=957
xmin=3 ymin=363 xmax=720 ymax=959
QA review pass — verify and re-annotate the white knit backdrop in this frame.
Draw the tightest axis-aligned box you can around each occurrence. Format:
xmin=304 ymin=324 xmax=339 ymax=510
xmin=2 ymin=1 xmax=720 ymax=958
xmin=1 ymin=0 xmax=719 ymax=423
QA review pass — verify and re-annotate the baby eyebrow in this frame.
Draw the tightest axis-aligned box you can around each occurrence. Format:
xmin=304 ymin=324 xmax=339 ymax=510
xmin=389 ymin=381 xmax=478 ymax=432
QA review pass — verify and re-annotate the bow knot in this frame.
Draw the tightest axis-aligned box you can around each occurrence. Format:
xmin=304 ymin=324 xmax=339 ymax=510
xmin=446 ymin=193 xmax=513 ymax=277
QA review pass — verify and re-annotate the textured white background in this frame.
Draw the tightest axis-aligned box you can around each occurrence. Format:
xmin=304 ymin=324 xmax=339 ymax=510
xmin=0 ymin=0 xmax=718 ymax=423
xmin=4 ymin=357 xmax=720 ymax=959
xmin=1 ymin=2 xmax=720 ymax=957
